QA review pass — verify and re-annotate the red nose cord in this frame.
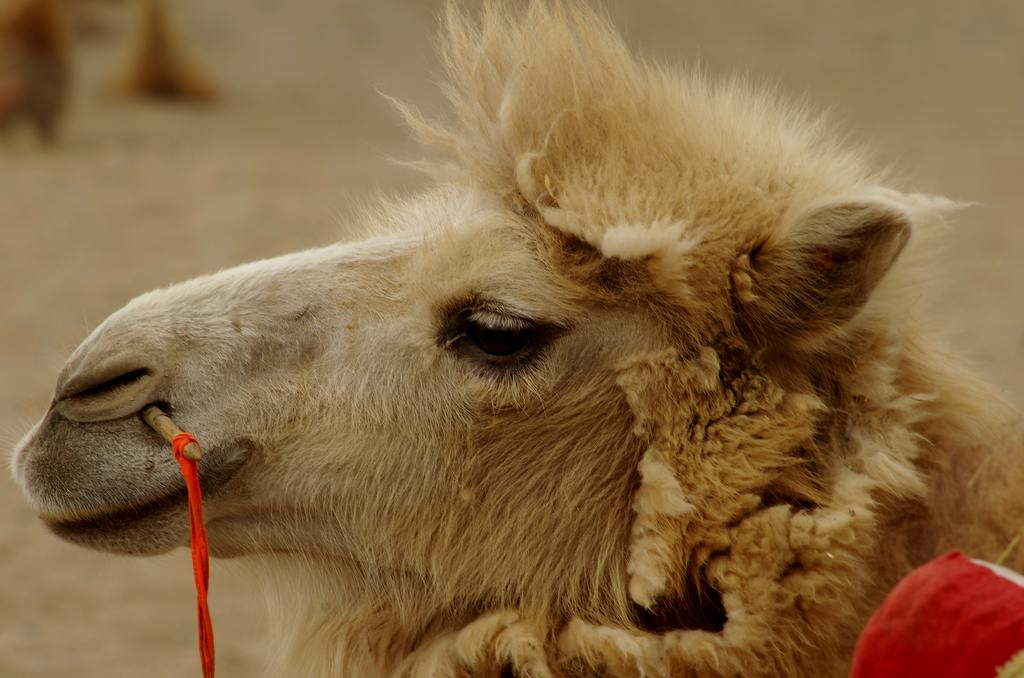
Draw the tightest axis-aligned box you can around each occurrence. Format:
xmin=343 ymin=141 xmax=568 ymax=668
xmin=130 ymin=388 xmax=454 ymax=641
xmin=141 ymin=405 xmax=215 ymax=678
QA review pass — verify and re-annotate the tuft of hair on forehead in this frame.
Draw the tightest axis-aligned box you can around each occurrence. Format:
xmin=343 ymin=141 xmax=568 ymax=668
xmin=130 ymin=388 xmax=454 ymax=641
xmin=392 ymin=1 xmax=880 ymax=264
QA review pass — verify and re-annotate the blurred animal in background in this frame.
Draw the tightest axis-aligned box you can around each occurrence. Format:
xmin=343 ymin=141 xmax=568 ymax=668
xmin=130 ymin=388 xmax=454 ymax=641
xmin=0 ymin=0 xmax=69 ymax=142
xmin=113 ymin=0 xmax=216 ymax=102
xmin=63 ymin=0 xmax=119 ymax=42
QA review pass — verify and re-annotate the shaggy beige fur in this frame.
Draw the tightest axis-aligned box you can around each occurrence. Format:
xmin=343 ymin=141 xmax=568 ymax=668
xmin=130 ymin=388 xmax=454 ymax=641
xmin=330 ymin=4 xmax=1024 ymax=674
xmin=12 ymin=2 xmax=1023 ymax=677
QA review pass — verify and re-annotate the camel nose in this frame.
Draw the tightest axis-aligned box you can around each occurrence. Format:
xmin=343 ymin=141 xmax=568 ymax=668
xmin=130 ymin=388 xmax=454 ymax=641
xmin=54 ymin=352 xmax=161 ymax=423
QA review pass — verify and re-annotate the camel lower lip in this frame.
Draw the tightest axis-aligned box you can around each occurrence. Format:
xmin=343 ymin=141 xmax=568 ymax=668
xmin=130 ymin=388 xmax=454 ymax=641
xmin=45 ymin=485 xmax=188 ymax=535
xmin=42 ymin=439 xmax=253 ymax=551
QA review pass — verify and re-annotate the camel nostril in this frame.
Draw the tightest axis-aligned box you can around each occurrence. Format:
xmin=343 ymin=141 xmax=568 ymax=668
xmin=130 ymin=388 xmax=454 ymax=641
xmin=61 ymin=368 xmax=151 ymax=401
xmin=55 ymin=356 xmax=161 ymax=423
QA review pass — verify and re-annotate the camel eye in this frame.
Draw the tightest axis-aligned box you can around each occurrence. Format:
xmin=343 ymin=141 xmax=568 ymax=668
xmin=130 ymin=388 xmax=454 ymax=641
xmin=442 ymin=306 xmax=557 ymax=369
xmin=466 ymin=317 xmax=536 ymax=356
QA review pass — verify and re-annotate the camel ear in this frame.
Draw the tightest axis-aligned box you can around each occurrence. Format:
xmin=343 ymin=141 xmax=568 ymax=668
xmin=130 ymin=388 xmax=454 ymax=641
xmin=732 ymin=196 xmax=911 ymax=344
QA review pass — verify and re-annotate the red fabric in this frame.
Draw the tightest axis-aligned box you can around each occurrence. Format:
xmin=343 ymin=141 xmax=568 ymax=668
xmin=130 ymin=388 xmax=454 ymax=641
xmin=171 ymin=432 xmax=215 ymax=678
xmin=851 ymin=551 xmax=1024 ymax=678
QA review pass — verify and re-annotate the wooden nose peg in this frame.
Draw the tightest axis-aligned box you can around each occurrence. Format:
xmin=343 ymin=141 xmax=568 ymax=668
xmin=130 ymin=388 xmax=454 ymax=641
xmin=141 ymin=405 xmax=203 ymax=461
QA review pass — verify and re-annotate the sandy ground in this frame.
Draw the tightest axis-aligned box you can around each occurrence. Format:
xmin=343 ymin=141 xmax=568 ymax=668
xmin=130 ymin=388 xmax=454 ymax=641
xmin=1 ymin=1 xmax=1021 ymax=676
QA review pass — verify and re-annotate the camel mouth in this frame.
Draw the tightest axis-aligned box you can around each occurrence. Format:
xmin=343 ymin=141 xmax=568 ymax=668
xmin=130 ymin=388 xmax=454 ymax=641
xmin=27 ymin=432 xmax=255 ymax=556
xmin=44 ymin=483 xmax=191 ymax=546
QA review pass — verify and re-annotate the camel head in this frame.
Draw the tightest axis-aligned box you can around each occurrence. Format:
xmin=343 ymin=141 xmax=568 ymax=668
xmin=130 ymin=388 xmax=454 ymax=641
xmin=13 ymin=194 xmax=668 ymax=592
xmin=13 ymin=4 xmax=977 ymax=676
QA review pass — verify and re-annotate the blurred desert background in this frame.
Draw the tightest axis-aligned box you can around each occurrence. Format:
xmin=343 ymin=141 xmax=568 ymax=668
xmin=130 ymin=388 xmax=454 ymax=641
xmin=1 ymin=0 xmax=1021 ymax=676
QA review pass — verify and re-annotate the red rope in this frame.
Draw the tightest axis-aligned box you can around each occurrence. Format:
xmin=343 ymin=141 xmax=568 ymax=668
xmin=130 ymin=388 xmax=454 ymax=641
xmin=171 ymin=432 xmax=215 ymax=678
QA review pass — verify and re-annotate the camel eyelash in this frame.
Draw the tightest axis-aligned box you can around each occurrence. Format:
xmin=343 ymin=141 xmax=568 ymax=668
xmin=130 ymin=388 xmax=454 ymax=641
xmin=438 ymin=301 xmax=566 ymax=372
xmin=466 ymin=309 xmax=534 ymax=331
